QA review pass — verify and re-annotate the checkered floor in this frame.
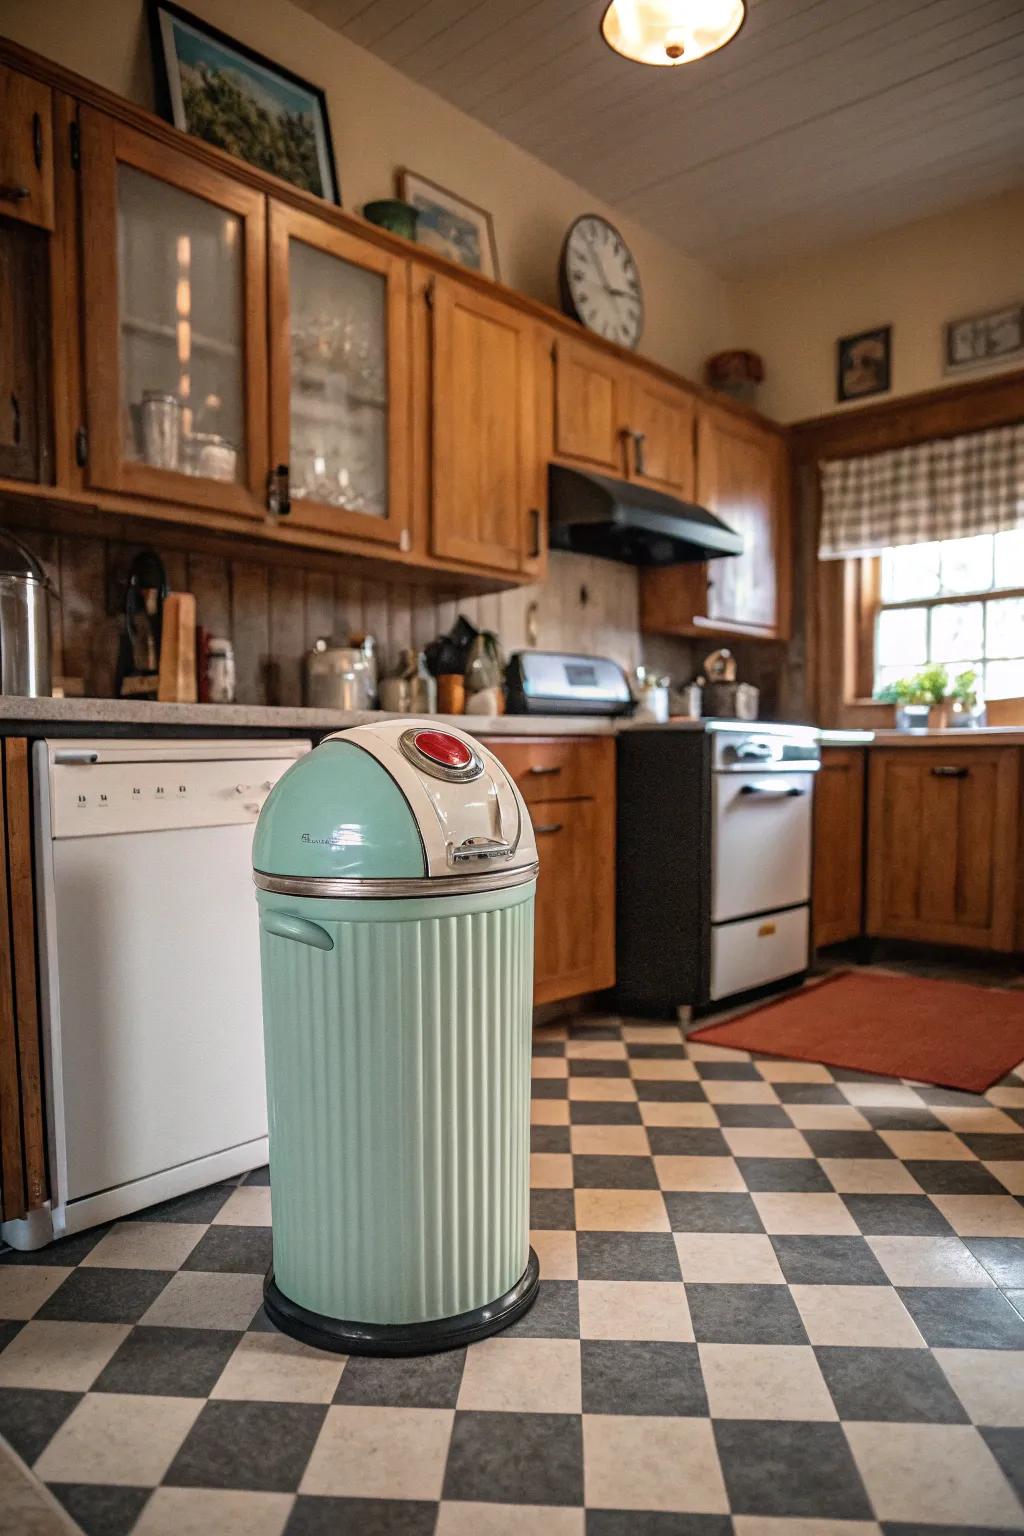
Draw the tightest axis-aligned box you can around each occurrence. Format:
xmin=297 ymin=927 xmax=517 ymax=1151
xmin=2 ymin=1017 xmax=1024 ymax=1536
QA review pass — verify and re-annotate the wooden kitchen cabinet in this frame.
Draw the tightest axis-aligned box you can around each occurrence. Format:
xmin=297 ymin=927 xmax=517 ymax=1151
xmin=269 ymin=202 xmax=410 ymax=548
xmin=0 ymin=739 xmax=47 ymax=1222
xmin=429 ymin=275 xmax=541 ymax=574
xmin=622 ymin=369 xmax=695 ymax=496
xmin=867 ymin=747 xmax=1020 ymax=950
xmin=0 ymin=219 xmax=51 ymax=482
xmin=640 ymin=403 xmax=789 ymax=641
xmin=481 ymin=736 xmax=616 ymax=1004
xmin=813 ymin=748 xmax=866 ymax=948
xmin=0 ymin=63 xmax=54 ymax=231
xmin=79 ymin=109 xmax=269 ymax=520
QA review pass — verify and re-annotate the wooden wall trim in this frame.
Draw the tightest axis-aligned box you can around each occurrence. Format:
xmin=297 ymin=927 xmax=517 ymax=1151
xmin=791 ymin=367 xmax=1024 ymax=463
xmin=0 ymin=34 xmax=785 ymax=442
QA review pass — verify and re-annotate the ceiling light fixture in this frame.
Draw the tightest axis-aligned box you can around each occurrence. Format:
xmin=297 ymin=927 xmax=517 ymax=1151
xmin=600 ymin=0 xmax=746 ymax=66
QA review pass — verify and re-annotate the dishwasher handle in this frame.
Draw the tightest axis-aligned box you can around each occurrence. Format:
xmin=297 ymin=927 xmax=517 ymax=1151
xmin=53 ymin=749 xmax=100 ymax=765
xmin=738 ymin=782 xmax=806 ymax=798
xmin=260 ymin=911 xmax=334 ymax=951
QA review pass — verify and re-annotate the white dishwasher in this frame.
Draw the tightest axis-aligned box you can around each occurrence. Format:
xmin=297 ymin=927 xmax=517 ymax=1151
xmin=2 ymin=737 xmax=309 ymax=1250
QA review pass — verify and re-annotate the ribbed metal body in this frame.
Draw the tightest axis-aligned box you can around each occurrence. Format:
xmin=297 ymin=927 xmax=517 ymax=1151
xmin=257 ymin=883 xmax=535 ymax=1326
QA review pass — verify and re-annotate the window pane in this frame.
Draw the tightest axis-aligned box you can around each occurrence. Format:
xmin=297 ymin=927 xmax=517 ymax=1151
xmin=930 ymin=601 xmax=983 ymax=663
xmin=877 ymin=607 xmax=927 ymax=669
xmin=984 ymin=596 xmax=1024 ymax=659
xmin=881 ymin=542 xmax=940 ymax=602
xmin=992 ymin=527 xmax=1024 ymax=590
xmin=985 ymin=659 xmax=1024 ymax=699
xmin=875 ymin=664 xmax=915 ymax=695
xmin=939 ymin=534 xmax=993 ymax=595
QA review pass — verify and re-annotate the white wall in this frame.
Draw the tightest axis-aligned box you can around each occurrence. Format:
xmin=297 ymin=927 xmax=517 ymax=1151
xmin=727 ymin=189 xmax=1024 ymax=423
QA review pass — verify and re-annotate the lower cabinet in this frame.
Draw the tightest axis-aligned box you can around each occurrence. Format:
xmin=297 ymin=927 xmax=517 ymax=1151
xmin=866 ymin=747 xmax=1020 ymax=951
xmin=813 ymin=748 xmax=866 ymax=949
xmin=480 ymin=736 xmax=616 ymax=1004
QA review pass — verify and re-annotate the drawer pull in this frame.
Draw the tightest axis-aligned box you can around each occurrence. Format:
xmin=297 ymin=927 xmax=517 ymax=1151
xmin=757 ymin=921 xmax=776 ymax=937
xmin=528 ymin=764 xmax=561 ymax=776
xmin=0 ymin=184 xmax=30 ymax=204
xmin=931 ymin=765 xmax=968 ymax=778
xmin=534 ymin=822 xmax=563 ymax=836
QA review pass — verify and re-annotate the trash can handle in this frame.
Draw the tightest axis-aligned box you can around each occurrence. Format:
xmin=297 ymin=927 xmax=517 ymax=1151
xmin=261 ymin=911 xmax=334 ymax=951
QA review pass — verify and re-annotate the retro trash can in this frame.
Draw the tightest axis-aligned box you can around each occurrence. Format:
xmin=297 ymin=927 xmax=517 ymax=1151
xmin=252 ymin=719 xmax=540 ymax=1355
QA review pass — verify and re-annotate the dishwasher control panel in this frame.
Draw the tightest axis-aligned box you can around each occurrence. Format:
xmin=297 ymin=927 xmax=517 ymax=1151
xmin=44 ymin=743 xmax=308 ymax=839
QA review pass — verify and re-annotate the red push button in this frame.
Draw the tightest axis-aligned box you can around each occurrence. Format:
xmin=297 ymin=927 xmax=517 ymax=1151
xmin=412 ymin=729 xmax=474 ymax=769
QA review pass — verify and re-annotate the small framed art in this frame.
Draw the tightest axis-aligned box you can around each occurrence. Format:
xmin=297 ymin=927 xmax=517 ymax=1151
xmin=398 ymin=169 xmax=500 ymax=280
xmin=837 ymin=325 xmax=891 ymax=403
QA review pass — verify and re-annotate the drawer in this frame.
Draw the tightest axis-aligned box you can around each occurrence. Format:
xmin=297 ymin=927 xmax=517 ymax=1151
xmin=709 ymin=906 xmax=809 ymax=1002
xmin=479 ymin=737 xmax=601 ymax=803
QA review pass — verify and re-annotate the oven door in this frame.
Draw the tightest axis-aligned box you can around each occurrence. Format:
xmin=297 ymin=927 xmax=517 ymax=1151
xmin=712 ymin=771 xmax=814 ymax=924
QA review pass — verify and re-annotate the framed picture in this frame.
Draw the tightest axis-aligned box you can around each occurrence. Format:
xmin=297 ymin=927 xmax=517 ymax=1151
xmin=837 ymin=325 xmax=891 ymax=403
xmin=398 ymin=169 xmax=499 ymax=281
xmin=944 ymin=304 xmax=1024 ymax=373
xmin=148 ymin=0 xmax=340 ymax=203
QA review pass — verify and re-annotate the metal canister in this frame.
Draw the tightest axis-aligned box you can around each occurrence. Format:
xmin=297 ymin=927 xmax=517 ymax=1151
xmin=0 ymin=529 xmax=53 ymax=697
xmin=140 ymin=391 xmax=181 ymax=470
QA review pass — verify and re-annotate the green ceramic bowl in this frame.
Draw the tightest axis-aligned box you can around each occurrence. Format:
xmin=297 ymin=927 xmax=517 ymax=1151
xmin=362 ymin=199 xmax=419 ymax=241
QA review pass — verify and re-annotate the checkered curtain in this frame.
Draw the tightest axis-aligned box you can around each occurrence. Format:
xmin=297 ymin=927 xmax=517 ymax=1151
xmin=818 ymin=422 xmax=1024 ymax=559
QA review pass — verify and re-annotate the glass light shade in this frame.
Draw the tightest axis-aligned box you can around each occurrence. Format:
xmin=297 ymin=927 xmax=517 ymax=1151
xmin=601 ymin=0 xmax=746 ymax=65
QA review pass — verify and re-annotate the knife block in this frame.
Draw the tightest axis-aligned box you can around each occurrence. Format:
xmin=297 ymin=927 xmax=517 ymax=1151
xmin=157 ymin=593 xmax=198 ymax=703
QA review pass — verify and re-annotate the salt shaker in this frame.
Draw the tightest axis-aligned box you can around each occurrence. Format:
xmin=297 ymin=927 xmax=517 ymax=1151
xmin=206 ymin=638 xmax=236 ymax=704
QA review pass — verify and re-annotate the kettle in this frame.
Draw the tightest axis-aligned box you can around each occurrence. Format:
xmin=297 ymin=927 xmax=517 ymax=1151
xmin=0 ymin=529 xmax=54 ymax=697
xmin=304 ymin=638 xmax=375 ymax=710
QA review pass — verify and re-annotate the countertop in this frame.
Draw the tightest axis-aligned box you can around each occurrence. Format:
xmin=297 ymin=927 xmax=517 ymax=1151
xmin=819 ymin=726 xmax=1024 ymax=748
xmin=0 ymin=696 xmax=616 ymax=736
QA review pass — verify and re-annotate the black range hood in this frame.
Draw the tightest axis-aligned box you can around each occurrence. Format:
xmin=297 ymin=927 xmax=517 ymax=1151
xmin=547 ymin=464 xmax=743 ymax=567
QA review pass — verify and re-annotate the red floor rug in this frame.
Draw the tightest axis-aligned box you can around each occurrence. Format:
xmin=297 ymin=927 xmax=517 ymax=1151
xmin=689 ymin=969 xmax=1024 ymax=1094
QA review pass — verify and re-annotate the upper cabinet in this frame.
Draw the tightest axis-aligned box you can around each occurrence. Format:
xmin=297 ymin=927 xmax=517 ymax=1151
xmin=268 ymin=202 xmax=409 ymax=548
xmin=641 ymin=400 xmax=790 ymax=642
xmin=428 ymin=274 xmax=541 ymax=576
xmin=80 ymin=110 xmax=268 ymax=520
xmin=0 ymin=63 xmax=54 ymax=231
xmin=550 ymin=336 xmax=695 ymax=497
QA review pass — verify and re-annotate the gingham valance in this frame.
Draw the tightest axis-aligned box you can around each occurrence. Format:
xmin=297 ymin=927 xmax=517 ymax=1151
xmin=818 ymin=422 xmax=1024 ymax=559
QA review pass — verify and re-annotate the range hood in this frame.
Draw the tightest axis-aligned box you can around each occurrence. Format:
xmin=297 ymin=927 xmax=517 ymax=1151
xmin=547 ymin=464 xmax=743 ymax=567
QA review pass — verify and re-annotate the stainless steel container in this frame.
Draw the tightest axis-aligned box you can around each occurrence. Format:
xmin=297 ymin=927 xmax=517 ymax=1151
xmin=0 ymin=530 xmax=52 ymax=697
xmin=304 ymin=640 xmax=374 ymax=710
xmin=703 ymin=681 xmax=760 ymax=720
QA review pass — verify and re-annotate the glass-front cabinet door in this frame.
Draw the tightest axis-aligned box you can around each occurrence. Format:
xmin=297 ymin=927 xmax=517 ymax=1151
xmin=80 ymin=109 xmax=267 ymax=518
xmin=269 ymin=203 xmax=409 ymax=547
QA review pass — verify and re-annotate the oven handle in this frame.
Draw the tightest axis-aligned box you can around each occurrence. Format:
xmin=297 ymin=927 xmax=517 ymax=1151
xmin=738 ymin=782 xmax=806 ymax=798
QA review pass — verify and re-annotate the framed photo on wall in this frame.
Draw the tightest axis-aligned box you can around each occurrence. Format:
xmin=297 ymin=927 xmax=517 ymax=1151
xmin=944 ymin=304 xmax=1024 ymax=373
xmin=148 ymin=0 xmax=340 ymax=203
xmin=837 ymin=325 xmax=891 ymax=403
xmin=398 ymin=168 xmax=500 ymax=281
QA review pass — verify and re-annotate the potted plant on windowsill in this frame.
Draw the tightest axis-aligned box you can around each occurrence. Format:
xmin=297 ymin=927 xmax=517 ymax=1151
xmin=949 ymin=668 xmax=987 ymax=729
xmin=875 ymin=665 xmax=949 ymax=729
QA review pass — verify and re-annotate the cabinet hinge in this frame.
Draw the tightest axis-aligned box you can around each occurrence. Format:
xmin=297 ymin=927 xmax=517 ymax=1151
xmin=424 ymin=278 xmax=435 ymax=311
xmin=69 ymin=120 xmax=81 ymax=171
xmin=74 ymin=426 xmax=88 ymax=467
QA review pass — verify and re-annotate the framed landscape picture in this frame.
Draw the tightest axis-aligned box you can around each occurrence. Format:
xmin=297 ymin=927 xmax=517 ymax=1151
xmin=837 ymin=324 xmax=891 ymax=403
xmin=398 ymin=169 xmax=500 ymax=280
xmin=148 ymin=1 xmax=340 ymax=203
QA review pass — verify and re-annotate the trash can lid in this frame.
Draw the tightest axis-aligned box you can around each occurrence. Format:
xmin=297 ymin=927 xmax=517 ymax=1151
xmin=253 ymin=719 xmax=538 ymax=897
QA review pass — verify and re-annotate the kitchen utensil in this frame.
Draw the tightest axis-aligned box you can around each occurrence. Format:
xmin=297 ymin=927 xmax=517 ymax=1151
xmin=633 ymin=666 xmax=670 ymax=724
xmin=0 ymin=528 xmax=54 ymax=697
xmin=305 ymin=640 xmax=374 ymax=710
xmin=140 ymin=391 xmax=181 ymax=470
xmin=116 ymin=549 xmax=167 ymax=700
xmin=703 ymin=647 xmax=737 ymax=683
xmin=157 ymin=592 xmax=198 ymax=703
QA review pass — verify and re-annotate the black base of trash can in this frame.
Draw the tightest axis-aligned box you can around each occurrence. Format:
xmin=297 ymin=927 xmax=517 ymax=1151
xmin=263 ymin=1247 xmax=541 ymax=1357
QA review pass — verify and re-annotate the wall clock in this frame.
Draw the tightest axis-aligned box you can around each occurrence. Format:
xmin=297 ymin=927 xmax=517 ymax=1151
xmin=559 ymin=214 xmax=644 ymax=350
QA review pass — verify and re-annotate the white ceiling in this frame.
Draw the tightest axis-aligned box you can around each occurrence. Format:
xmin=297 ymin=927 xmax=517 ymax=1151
xmin=296 ymin=0 xmax=1024 ymax=272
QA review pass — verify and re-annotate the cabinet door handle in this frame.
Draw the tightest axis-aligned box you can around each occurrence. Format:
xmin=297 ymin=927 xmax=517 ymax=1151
xmin=32 ymin=111 xmax=43 ymax=171
xmin=0 ymin=184 xmax=30 ymax=204
xmin=534 ymin=822 xmax=563 ymax=835
xmin=528 ymin=507 xmax=542 ymax=560
xmin=528 ymin=764 xmax=561 ymax=776
xmin=268 ymin=463 xmax=291 ymax=515
xmin=930 ymin=765 xmax=968 ymax=778
xmin=632 ymin=429 xmax=647 ymax=477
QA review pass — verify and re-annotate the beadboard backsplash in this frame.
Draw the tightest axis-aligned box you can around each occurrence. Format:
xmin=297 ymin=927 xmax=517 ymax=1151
xmin=12 ymin=524 xmax=655 ymax=705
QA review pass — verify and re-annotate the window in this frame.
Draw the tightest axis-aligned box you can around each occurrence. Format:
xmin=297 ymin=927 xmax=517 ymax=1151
xmin=874 ymin=529 xmax=1024 ymax=699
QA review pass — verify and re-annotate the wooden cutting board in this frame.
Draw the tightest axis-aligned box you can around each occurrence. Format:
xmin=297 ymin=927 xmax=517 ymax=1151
xmin=157 ymin=592 xmax=198 ymax=703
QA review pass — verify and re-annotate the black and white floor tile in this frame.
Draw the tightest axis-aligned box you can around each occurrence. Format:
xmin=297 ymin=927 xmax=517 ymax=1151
xmin=1 ymin=1015 xmax=1023 ymax=1535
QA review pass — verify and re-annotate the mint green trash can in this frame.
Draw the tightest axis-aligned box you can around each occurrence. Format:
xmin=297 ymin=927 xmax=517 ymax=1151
xmin=253 ymin=719 xmax=540 ymax=1355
